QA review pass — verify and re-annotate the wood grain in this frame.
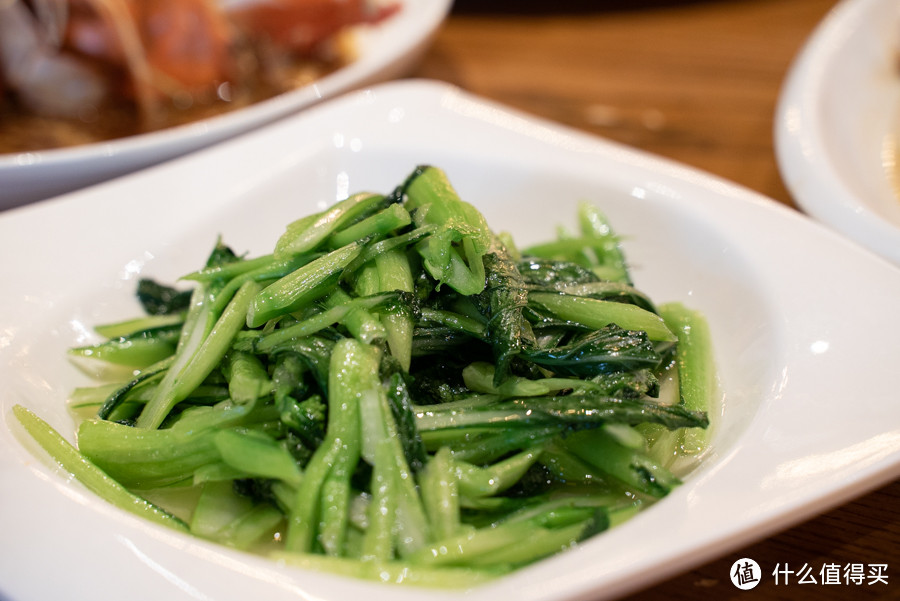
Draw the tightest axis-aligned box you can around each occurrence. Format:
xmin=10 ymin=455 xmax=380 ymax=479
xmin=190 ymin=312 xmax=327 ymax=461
xmin=414 ymin=0 xmax=843 ymax=208
xmin=410 ymin=1 xmax=900 ymax=598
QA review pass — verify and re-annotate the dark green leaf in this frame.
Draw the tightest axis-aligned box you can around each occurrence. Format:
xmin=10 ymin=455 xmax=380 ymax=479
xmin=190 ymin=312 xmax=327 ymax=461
xmin=523 ymin=324 xmax=662 ymax=377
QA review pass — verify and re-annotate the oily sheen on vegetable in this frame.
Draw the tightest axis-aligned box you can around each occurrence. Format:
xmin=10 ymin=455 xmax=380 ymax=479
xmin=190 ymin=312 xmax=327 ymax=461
xmin=15 ymin=166 xmax=714 ymax=587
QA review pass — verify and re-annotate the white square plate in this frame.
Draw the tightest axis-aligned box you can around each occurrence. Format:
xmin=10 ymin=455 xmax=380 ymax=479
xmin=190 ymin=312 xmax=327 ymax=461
xmin=2 ymin=80 xmax=899 ymax=601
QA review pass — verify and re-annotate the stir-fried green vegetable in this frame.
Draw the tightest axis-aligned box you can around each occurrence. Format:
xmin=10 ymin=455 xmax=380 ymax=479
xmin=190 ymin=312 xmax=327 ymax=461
xmin=14 ymin=166 xmax=716 ymax=588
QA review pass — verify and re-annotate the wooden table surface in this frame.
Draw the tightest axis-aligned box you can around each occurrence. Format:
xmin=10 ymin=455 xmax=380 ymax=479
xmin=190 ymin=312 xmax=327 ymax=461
xmin=411 ymin=1 xmax=900 ymax=599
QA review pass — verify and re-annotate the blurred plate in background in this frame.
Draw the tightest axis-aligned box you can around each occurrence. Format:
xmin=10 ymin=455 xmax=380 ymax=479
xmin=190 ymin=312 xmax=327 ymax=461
xmin=0 ymin=0 xmax=451 ymax=211
xmin=775 ymin=0 xmax=900 ymax=265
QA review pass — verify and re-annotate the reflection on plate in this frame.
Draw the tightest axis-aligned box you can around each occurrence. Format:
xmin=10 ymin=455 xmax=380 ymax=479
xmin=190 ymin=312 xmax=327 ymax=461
xmin=2 ymin=81 xmax=900 ymax=601
xmin=0 ymin=0 xmax=451 ymax=212
xmin=775 ymin=0 xmax=900 ymax=265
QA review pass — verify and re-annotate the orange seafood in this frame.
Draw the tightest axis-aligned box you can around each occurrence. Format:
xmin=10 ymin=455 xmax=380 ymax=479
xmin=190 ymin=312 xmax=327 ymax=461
xmin=0 ymin=0 xmax=399 ymax=151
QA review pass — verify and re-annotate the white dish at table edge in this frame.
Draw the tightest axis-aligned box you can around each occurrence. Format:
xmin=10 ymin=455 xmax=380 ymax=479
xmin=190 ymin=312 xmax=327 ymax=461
xmin=0 ymin=0 xmax=451 ymax=211
xmin=2 ymin=80 xmax=899 ymax=601
xmin=775 ymin=0 xmax=900 ymax=265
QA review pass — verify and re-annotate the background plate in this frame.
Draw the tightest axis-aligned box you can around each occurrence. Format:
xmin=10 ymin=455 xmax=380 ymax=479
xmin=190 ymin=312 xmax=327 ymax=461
xmin=0 ymin=0 xmax=451 ymax=211
xmin=775 ymin=0 xmax=900 ymax=265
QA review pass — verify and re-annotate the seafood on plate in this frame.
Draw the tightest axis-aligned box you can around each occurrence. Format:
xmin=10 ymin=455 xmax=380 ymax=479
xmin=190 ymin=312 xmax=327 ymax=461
xmin=0 ymin=0 xmax=399 ymax=152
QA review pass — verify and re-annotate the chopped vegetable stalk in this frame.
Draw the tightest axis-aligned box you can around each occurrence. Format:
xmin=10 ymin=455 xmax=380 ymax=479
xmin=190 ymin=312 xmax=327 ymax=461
xmin=12 ymin=405 xmax=189 ymax=532
xmin=96 ymin=357 xmax=174 ymax=420
xmin=275 ymin=193 xmax=388 ymax=257
xmin=181 ymin=253 xmax=279 ymax=283
xmin=360 ymin=438 xmax=397 ymax=561
xmin=78 ymin=417 xmax=219 ymax=488
xmin=213 ymin=429 xmax=303 ymax=487
xmin=327 ymin=203 xmax=412 ymax=248
xmin=407 ymin=507 xmax=604 ymax=568
xmin=221 ymin=351 xmax=272 ymax=403
xmin=529 ymin=291 xmax=676 ymax=342
xmin=563 ymin=428 xmax=681 ymax=498
xmin=415 ymin=394 xmax=708 ymax=432
xmin=351 ymin=346 xmax=430 ymax=556
xmin=419 ymin=307 xmax=486 ymax=338
xmin=374 ymin=248 xmax=416 ymax=371
xmin=137 ymin=280 xmax=262 ymax=429
xmin=322 ymin=287 xmax=387 ymax=344
xmin=454 ymin=447 xmax=543 ymax=498
xmin=93 ymin=313 xmax=185 ymax=339
xmin=523 ymin=202 xmax=631 ymax=283
xmin=191 ymin=480 xmax=284 ymax=550
xmin=255 ymin=292 xmax=396 ymax=351
xmin=436 ymin=424 xmax=563 ymax=465
xmin=205 ymin=253 xmax=313 ymax=316
xmin=462 ymin=361 xmax=656 ymax=399
xmin=247 ymin=243 xmax=361 ymax=328
xmin=68 ymin=324 xmax=180 ymax=368
xmin=285 ymin=337 xmax=363 ymax=553
xmin=419 ymin=447 xmax=461 ymax=541
xmin=659 ymin=302 xmax=716 ymax=454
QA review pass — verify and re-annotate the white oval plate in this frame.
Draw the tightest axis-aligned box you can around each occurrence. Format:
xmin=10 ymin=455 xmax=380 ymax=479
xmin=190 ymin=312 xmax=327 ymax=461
xmin=2 ymin=80 xmax=900 ymax=601
xmin=0 ymin=0 xmax=451 ymax=211
xmin=775 ymin=0 xmax=900 ymax=265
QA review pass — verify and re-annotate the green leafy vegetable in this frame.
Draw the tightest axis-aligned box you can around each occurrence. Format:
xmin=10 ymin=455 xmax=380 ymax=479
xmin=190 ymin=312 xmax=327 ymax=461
xmin=17 ymin=165 xmax=716 ymax=586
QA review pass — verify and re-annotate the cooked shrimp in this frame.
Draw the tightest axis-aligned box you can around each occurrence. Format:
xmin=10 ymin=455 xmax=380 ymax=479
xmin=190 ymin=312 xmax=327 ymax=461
xmin=0 ymin=0 xmax=400 ymax=150
xmin=61 ymin=0 xmax=236 ymax=127
xmin=224 ymin=0 xmax=400 ymax=55
xmin=138 ymin=0 xmax=234 ymax=93
xmin=66 ymin=0 xmax=234 ymax=94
